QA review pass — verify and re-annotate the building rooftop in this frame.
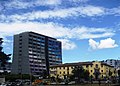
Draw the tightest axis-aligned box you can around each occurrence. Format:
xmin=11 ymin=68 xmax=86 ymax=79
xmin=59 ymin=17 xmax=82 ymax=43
xmin=50 ymin=61 xmax=114 ymax=68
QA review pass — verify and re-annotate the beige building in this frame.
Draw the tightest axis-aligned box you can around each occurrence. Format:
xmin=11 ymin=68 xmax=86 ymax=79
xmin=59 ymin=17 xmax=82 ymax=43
xmin=50 ymin=61 xmax=116 ymax=79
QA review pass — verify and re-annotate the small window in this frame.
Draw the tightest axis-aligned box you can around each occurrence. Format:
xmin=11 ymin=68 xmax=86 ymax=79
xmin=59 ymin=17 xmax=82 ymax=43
xmin=86 ymin=65 xmax=88 ymax=68
xmin=19 ymin=35 xmax=22 ymax=38
xmin=101 ymin=70 xmax=103 ymax=72
xmin=102 ymin=75 xmax=103 ymax=78
xmin=96 ymin=64 xmax=98 ymax=68
xmin=63 ymin=71 xmax=65 ymax=74
xmin=67 ymin=67 xmax=69 ymax=70
xmin=67 ymin=71 xmax=69 ymax=74
xmin=91 ymin=70 xmax=92 ymax=72
xmin=19 ymin=50 xmax=22 ymax=52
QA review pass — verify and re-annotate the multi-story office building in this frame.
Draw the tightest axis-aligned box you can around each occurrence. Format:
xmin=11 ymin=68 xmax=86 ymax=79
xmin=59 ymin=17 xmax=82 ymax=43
xmin=50 ymin=61 xmax=116 ymax=79
xmin=11 ymin=32 xmax=62 ymax=76
xmin=102 ymin=59 xmax=120 ymax=68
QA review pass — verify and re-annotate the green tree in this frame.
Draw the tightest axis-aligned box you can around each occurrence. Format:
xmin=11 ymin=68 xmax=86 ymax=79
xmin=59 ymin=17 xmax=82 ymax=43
xmin=0 ymin=38 xmax=11 ymax=75
xmin=108 ymin=70 xmax=113 ymax=79
xmin=42 ymin=70 xmax=48 ymax=79
xmin=72 ymin=66 xmax=89 ymax=83
xmin=93 ymin=68 xmax=100 ymax=80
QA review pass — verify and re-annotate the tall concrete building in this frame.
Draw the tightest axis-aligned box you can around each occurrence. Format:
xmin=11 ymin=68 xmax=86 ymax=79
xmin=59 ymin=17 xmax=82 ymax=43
xmin=11 ymin=32 xmax=62 ymax=76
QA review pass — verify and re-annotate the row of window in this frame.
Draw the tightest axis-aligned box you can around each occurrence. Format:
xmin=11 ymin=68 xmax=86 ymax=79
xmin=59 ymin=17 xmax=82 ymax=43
xmin=85 ymin=64 xmax=104 ymax=68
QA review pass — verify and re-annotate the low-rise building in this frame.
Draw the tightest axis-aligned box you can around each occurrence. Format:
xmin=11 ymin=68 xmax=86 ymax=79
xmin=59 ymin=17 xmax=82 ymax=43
xmin=50 ymin=61 xmax=116 ymax=79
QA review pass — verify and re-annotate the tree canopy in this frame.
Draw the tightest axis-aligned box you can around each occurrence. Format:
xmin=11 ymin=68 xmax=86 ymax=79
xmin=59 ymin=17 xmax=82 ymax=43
xmin=0 ymin=38 xmax=11 ymax=74
xmin=72 ymin=66 xmax=90 ymax=83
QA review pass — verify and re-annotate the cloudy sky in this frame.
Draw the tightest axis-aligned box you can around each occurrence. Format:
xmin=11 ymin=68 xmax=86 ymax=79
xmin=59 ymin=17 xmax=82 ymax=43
xmin=0 ymin=0 xmax=120 ymax=63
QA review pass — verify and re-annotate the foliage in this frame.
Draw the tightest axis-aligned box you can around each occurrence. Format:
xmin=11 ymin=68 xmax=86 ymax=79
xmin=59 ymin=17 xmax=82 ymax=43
xmin=42 ymin=70 xmax=48 ymax=79
xmin=93 ymin=68 xmax=100 ymax=80
xmin=0 ymin=38 xmax=11 ymax=74
xmin=72 ymin=66 xmax=90 ymax=83
xmin=108 ymin=70 xmax=112 ymax=77
xmin=118 ymin=70 xmax=120 ymax=76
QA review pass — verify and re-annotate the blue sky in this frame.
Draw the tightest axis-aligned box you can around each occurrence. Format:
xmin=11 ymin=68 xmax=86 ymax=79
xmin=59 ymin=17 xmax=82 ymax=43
xmin=0 ymin=0 xmax=120 ymax=63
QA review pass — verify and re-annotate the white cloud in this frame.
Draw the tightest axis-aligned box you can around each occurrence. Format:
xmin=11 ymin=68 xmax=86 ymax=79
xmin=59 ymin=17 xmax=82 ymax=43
xmin=58 ymin=39 xmax=77 ymax=50
xmin=2 ymin=0 xmax=61 ymax=10
xmin=0 ymin=22 xmax=115 ymax=50
xmin=69 ymin=0 xmax=89 ymax=3
xmin=0 ymin=5 xmax=105 ymax=22
xmin=72 ymin=27 xmax=114 ymax=39
xmin=98 ymin=38 xmax=118 ymax=49
xmin=89 ymin=38 xmax=118 ymax=50
xmin=89 ymin=39 xmax=99 ymax=50
xmin=106 ymin=6 xmax=120 ymax=16
xmin=0 ymin=22 xmax=114 ymax=39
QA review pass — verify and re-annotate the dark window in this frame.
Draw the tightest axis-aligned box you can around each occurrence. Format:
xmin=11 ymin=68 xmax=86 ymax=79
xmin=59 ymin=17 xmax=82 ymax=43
xmin=60 ymin=72 xmax=61 ymax=74
xmin=19 ymin=50 xmax=22 ymax=52
xmin=102 ymin=75 xmax=103 ymax=78
xmin=19 ymin=43 xmax=22 ymax=45
xmin=101 ymin=70 xmax=103 ymax=72
xmin=86 ymin=65 xmax=89 ymax=68
xmin=67 ymin=71 xmax=69 ymax=74
xmin=19 ymin=35 xmax=22 ymax=38
xmin=19 ymin=39 xmax=22 ymax=41
xmin=96 ymin=64 xmax=98 ymax=68
xmin=91 ymin=70 xmax=92 ymax=72
xmin=67 ymin=67 xmax=69 ymax=70
xmin=63 ymin=71 xmax=65 ymax=74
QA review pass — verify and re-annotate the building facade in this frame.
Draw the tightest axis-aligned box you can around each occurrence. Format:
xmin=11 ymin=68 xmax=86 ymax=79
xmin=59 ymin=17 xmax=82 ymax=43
xmin=102 ymin=59 xmax=120 ymax=68
xmin=11 ymin=32 xmax=62 ymax=76
xmin=50 ymin=61 xmax=116 ymax=79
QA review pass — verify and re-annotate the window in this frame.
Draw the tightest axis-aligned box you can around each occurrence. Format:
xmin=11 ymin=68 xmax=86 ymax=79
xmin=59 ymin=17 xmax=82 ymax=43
xmin=101 ymin=70 xmax=103 ymax=72
xmin=101 ymin=65 xmax=103 ymax=67
xmin=86 ymin=65 xmax=88 ymax=68
xmin=96 ymin=64 xmax=98 ymax=68
xmin=102 ymin=75 xmax=103 ymax=78
xmin=19 ymin=39 xmax=22 ymax=41
xmin=67 ymin=71 xmax=69 ymax=74
xmin=71 ymin=66 xmax=74 ymax=69
xmin=60 ymin=72 xmax=61 ymax=74
xmin=67 ymin=67 xmax=69 ymax=70
xmin=19 ymin=50 xmax=22 ymax=52
xmin=19 ymin=35 xmax=22 ymax=38
xmin=91 ymin=70 xmax=92 ymax=72
xmin=63 ymin=71 xmax=65 ymax=74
